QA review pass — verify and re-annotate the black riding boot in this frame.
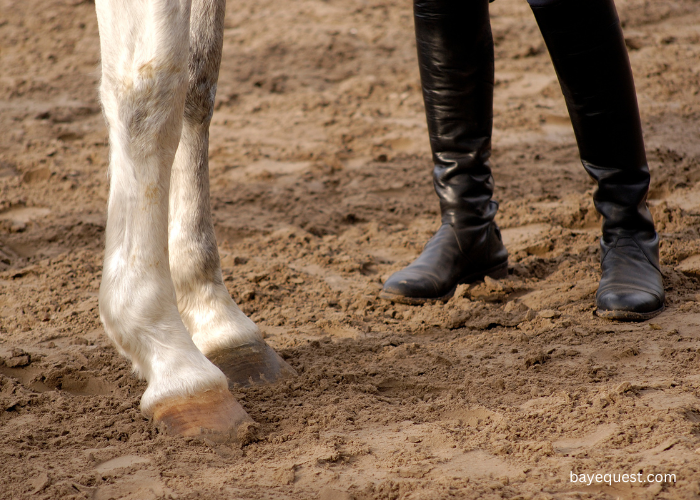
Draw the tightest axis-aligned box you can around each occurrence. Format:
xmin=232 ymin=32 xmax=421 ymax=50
xmin=380 ymin=0 xmax=508 ymax=305
xmin=530 ymin=0 xmax=664 ymax=320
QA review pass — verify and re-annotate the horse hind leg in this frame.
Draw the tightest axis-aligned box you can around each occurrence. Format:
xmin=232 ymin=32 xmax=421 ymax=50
xmin=168 ymin=0 xmax=296 ymax=387
xmin=96 ymin=0 xmax=251 ymax=438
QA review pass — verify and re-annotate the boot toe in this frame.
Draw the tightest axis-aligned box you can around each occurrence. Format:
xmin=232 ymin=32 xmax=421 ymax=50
xmin=379 ymin=223 xmax=508 ymax=304
xmin=381 ymin=269 xmax=442 ymax=303
xmin=596 ymin=234 xmax=665 ymax=321
xmin=596 ymin=288 xmax=664 ymax=321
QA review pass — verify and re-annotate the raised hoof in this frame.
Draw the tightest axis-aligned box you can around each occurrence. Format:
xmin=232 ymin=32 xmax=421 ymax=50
xmin=207 ymin=341 xmax=297 ymax=388
xmin=152 ymin=389 xmax=255 ymax=442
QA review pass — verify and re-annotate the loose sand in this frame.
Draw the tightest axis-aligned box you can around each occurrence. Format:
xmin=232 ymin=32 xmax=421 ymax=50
xmin=2 ymin=0 xmax=700 ymax=498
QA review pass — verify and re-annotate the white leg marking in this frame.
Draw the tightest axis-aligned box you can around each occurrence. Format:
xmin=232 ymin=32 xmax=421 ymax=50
xmin=96 ymin=0 xmax=227 ymax=415
xmin=169 ymin=0 xmax=261 ymax=357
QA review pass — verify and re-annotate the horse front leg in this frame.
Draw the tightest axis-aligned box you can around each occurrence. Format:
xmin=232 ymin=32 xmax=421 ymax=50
xmin=168 ymin=0 xmax=296 ymax=387
xmin=96 ymin=0 xmax=251 ymax=438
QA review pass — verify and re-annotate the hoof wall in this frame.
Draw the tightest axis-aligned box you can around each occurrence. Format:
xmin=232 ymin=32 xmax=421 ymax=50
xmin=152 ymin=389 xmax=255 ymax=442
xmin=207 ymin=341 xmax=297 ymax=388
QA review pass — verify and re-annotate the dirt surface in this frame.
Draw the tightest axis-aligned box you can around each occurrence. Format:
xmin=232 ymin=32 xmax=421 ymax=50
xmin=2 ymin=0 xmax=700 ymax=498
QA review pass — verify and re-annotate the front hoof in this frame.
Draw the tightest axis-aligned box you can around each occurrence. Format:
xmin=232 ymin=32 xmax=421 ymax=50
xmin=207 ymin=341 xmax=297 ymax=388
xmin=152 ymin=389 xmax=255 ymax=442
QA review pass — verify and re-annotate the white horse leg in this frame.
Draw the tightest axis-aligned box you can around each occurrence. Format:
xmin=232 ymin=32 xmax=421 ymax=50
xmin=96 ymin=0 xmax=250 ymax=437
xmin=168 ymin=0 xmax=295 ymax=386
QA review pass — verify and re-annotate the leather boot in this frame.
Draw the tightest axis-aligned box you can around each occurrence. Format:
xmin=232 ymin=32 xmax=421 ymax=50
xmin=530 ymin=0 xmax=664 ymax=320
xmin=380 ymin=0 xmax=508 ymax=305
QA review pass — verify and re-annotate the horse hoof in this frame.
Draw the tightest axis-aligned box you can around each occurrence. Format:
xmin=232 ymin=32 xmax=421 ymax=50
xmin=152 ymin=389 xmax=255 ymax=442
xmin=207 ymin=341 xmax=297 ymax=388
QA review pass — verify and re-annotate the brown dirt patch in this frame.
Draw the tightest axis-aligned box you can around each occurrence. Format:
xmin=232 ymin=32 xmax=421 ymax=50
xmin=2 ymin=0 xmax=700 ymax=498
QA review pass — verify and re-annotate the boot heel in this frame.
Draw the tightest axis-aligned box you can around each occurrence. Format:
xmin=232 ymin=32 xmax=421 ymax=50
xmin=485 ymin=261 xmax=508 ymax=280
xmin=459 ymin=260 xmax=509 ymax=285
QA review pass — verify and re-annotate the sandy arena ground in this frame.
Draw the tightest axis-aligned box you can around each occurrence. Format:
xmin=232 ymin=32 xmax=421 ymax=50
xmin=2 ymin=0 xmax=700 ymax=498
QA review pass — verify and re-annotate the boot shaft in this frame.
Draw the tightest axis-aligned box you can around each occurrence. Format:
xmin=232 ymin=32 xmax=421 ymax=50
xmin=530 ymin=0 xmax=655 ymax=236
xmin=414 ymin=0 xmax=497 ymax=226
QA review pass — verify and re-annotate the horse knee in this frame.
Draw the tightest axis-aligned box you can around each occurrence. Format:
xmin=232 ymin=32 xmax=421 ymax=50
xmin=101 ymin=61 xmax=189 ymax=149
xmin=183 ymin=72 xmax=218 ymax=125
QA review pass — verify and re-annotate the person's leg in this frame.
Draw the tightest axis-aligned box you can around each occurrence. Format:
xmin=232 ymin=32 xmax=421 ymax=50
xmin=380 ymin=0 xmax=508 ymax=304
xmin=528 ymin=0 xmax=664 ymax=320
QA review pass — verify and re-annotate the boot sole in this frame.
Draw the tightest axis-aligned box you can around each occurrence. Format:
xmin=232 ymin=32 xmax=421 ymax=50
xmin=595 ymin=304 xmax=665 ymax=322
xmin=379 ymin=260 xmax=508 ymax=305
